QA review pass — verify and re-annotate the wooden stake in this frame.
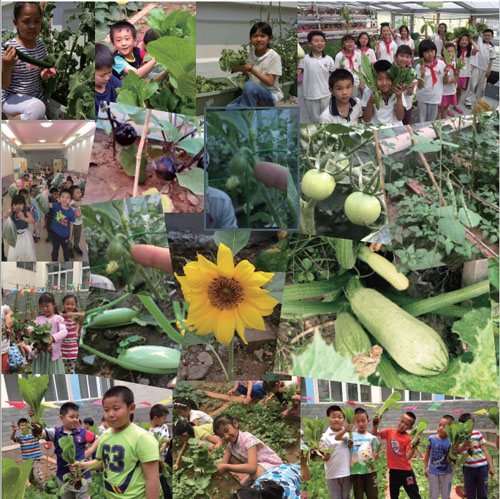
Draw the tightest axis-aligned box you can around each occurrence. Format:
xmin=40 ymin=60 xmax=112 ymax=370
xmin=133 ymin=108 xmax=152 ymax=198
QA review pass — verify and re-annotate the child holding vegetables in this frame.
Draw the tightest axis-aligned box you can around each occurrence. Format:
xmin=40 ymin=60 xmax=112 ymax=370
xmin=438 ymin=43 xmax=459 ymax=119
xmin=455 ymin=35 xmax=477 ymax=113
xmin=395 ymin=45 xmax=417 ymax=125
xmin=1 ymin=2 xmax=55 ymax=120
xmin=60 ymin=294 xmax=83 ymax=374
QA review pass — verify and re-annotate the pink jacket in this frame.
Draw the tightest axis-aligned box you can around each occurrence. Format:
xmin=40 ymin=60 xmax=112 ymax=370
xmin=29 ymin=315 xmax=68 ymax=361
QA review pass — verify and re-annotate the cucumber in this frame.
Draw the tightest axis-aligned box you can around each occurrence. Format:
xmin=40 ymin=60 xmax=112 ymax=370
xmin=3 ymin=44 xmax=52 ymax=69
xmin=335 ymin=238 xmax=357 ymax=270
xmin=334 ymin=311 xmax=372 ymax=356
xmin=87 ymin=308 xmax=138 ymax=329
xmin=348 ymin=287 xmax=449 ymax=376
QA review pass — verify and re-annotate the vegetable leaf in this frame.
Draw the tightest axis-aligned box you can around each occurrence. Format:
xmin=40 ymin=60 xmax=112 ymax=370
xmin=18 ymin=375 xmax=49 ymax=427
xmin=376 ymin=391 xmax=402 ymax=418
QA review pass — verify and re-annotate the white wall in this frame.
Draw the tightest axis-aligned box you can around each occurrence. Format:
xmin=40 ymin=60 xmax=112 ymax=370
xmin=64 ymin=133 xmax=95 ymax=173
xmin=1 ymin=138 xmax=17 ymax=179
xmin=1 ymin=262 xmax=48 ymax=289
xmin=22 ymin=150 xmax=65 ymax=170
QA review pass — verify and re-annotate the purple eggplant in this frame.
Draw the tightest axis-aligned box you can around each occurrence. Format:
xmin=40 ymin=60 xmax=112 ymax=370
xmin=114 ymin=123 xmax=137 ymax=146
xmin=155 ymin=157 xmax=177 ymax=181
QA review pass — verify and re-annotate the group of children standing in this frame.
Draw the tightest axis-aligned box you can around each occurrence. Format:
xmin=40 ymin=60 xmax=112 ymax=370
xmin=299 ymin=22 xmax=495 ymax=125
xmin=317 ymin=404 xmax=495 ymax=499
xmin=4 ymin=173 xmax=84 ymax=262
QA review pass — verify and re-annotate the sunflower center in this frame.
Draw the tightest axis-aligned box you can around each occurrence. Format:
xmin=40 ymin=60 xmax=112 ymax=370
xmin=207 ymin=277 xmax=244 ymax=310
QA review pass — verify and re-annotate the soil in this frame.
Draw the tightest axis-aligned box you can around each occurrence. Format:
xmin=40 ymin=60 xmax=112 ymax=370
xmin=76 ymin=290 xmax=180 ymax=385
xmin=85 ymin=129 xmax=204 ymax=212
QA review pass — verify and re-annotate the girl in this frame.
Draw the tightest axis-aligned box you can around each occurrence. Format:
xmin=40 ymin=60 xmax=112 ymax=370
xmin=334 ymin=34 xmax=361 ymax=97
xmin=228 ymin=22 xmax=283 ymax=107
xmin=416 ymin=39 xmax=447 ymax=123
xmin=173 ymin=397 xmax=213 ymax=426
xmin=173 ymin=421 xmax=222 ymax=470
xmin=393 ymin=25 xmax=415 ymax=60
xmin=375 ymin=24 xmax=397 ymax=63
xmin=425 ymin=22 xmax=455 ymax=60
xmin=214 ymin=413 xmax=283 ymax=485
xmin=60 ymin=294 xmax=83 ymax=374
xmin=438 ymin=43 xmax=459 ymax=119
xmin=5 ymin=194 xmax=36 ymax=262
xmin=1 ymin=2 xmax=54 ymax=120
xmin=455 ymin=34 xmax=478 ymax=114
xmin=355 ymin=32 xmax=376 ymax=65
xmin=26 ymin=293 xmax=67 ymax=374
xmin=29 ymin=186 xmax=42 ymax=242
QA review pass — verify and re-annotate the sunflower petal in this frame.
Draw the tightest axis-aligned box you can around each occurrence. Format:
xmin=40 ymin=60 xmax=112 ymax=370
xmin=214 ymin=309 xmax=236 ymax=345
xmin=234 ymin=312 xmax=248 ymax=344
xmin=237 ymin=302 xmax=267 ymax=331
xmin=197 ymin=253 xmax=220 ymax=277
xmin=216 ymin=243 xmax=235 ymax=278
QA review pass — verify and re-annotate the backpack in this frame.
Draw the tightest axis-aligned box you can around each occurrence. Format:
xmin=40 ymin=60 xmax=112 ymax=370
xmin=7 ymin=343 xmax=25 ymax=371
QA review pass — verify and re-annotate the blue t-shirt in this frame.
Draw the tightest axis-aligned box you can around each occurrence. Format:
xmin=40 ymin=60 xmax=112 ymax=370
xmin=113 ymin=46 xmax=142 ymax=79
xmin=347 ymin=430 xmax=378 ymax=475
xmin=95 ymin=75 xmax=122 ymax=120
xmin=427 ymin=435 xmax=452 ymax=474
xmin=11 ymin=208 xmax=30 ymax=230
xmin=50 ymin=202 xmax=75 ymax=238
xmin=253 ymin=464 xmax=300 ymax=499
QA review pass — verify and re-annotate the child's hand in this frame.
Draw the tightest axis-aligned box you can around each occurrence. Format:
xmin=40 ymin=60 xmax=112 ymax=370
xmin=345 ymin=423 xmax=353 ymax=432
xmin=11 ymin=423 xmax=17 ymax=431
xmin=367 ymin=93 xmax=376 ymax=106
xmin=227 ymin=388 xmax=236 ymax=396
xmin=217 ymin=463 xmax=228 ymax=475
xmin=393 ymin=83 xmax=405 ymax=96
xmin=489 ymin=467 xmax=496 ymax=477
xmin=244 ymin=396 xmax=251 ymax=404
xmin=375 ymin=40 xmax=380 ymax=48
xmin=373 ymin=416 xmax=380 ymax=426
xmin=69 ymin=461 xmax=81 ymax=473
xmin=406 ymin=82 xmax=416 ymax=94
xmin=27 ymin=406 xmax=35 ymax=418
xmin=40 ymin=68 xmax=56 ymax=80
xmin=424 ymin=467 xmax=429 ymax=478
xmin=233 ymin=62 xmax=251 ymax=74
xmin=420 ymin=65 xmax=426 ymax=76
xmin=173 ymin=462 xmax=179 ymax=471
xmin=2 ymin=46 xmax=18 ymax=68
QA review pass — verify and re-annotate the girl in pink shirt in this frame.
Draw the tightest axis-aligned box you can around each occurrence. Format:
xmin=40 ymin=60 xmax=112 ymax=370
xmin=60 ymin=294 xmax=84 ymax=374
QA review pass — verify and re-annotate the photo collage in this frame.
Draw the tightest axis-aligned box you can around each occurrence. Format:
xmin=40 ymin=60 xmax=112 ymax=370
xmin=1 ymin=1 xmax=499 ymax=498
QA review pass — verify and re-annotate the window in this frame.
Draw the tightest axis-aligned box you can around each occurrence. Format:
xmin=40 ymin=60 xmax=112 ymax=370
xmin=16 ymin=262 xmax=35 ymax=271
xmin=81 ymin=266 xmax=91 ymax=290
xmin=360 ymin=384 xmax=371 ymax=402
xmin=46 ymin=262 xmax=75 ymax=289
xmin=317 ymin=379 xmax=342 ymax=402
xmin=347 ymin=383 xmax=358 ymax=401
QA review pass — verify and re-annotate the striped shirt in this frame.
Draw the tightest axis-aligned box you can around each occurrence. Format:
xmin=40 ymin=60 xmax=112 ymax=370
xmin=16 ymin=433 xmax=42 ymax=460
xmin=61 ymin=317 xmax=79 ymax=359
xmin=2 ymin=39 xmax=47 ymax=103
xmin=463 ymin=431 xmax=487 ymax=468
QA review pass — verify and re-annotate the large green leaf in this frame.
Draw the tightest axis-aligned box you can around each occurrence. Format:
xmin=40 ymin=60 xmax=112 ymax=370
xmin=147 ymin=36 xmax=195 ymax=82
xmin=438 ymin=217 xmax=466 ymax=244
xmin=176 ymin=168 xmax=204 ymax=195
xmin=2 ymin=458 xmax=33 ymax=499
xmin=177 ymin=137 xmax=204 ymax=157
xmin=213 ymin=231 xmax=251 ymax=257
xmin=119 ymin=145 xmax=147 ymax=184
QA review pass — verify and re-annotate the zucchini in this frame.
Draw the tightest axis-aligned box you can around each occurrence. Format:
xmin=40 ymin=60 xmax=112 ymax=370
xmin=357 ymin=245 xmax=409 ymax=291
xmin=87 ymin=308 xmax=138 ymax=329
xmin=348 ymin=287 xmax=449 ymax=376
xmin=3 ymin=44 xmax=52 ymax=69
xmin=335 ymin=238 xmax=357 ymax=270
xmin=334 ymin=312 xmax=372 ymax=356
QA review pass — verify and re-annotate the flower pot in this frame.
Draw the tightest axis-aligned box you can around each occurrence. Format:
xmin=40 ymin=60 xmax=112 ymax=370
xmin=196 ymin=77 xmax=242 ymax=115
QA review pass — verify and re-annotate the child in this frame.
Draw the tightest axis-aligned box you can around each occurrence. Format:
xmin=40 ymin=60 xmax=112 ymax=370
xmin=5 ymin=194 xmax=36 ymax=261
xmin=78 ymin=386 xmax=160 ymax=498
xmin=60 ymin=294 xmax=83 ymax=374
xmin=395 ymin=45 xmax=416 ymax=124
xmin=2 ymin=305 xmax=14 ymax=372
xmin=69 ymin=185 xmax=83 ymax=256
xmin=375 ymin=23 xmax=397 ymax=63
xmin=228 ymin=22 xmax=283 ymax=107
xmin=298 ymin=30 xmax=335 ymax=122
xmin=320 ymin=69 xmax=363 ymax=124
xmin=416 ymin=39 xmax=447 ymax=123
xmin=425 ymin=23 xmax=453 ymax=60
xmin=362 ymin=60 xmax=407 ymax=126
xmin=1 ymin=2 xmax=54 ymax=120
xmin=336 ymin=407 xmax=378 ymax=499
xmin=95 ymin=43 xmax=122 ymax=120
xmin=174 ymin=397 xmax=213 ymax=425
xmin=424 ymin=416 xmax=453 ymax=499
xmin=137 ymin=28 xmax=158 ymax=54
xmin=334 ymin=34 xmax=361 ymax=97
xmin=83 ymin=417 xmax=94 ymax=431
xmin=98 ymin=416 xmax=109 ymax=435
xmin=173 ymin=420 xmax=221 ymax=470
xmin=29 ymin=402 xmax=98 ymax=498
xmin=48 ymin=188 xmax=75 ymax=262
xmin=455 ymin=35 xmax=477 ymax=113
xmin=438 ymin=43 xmax=459 ymax=119
xmin=356 ymin=32 xmax=376 ymax=65
xmin=10 ymin=418 xmax=45 ymax=490
xmin=228 ymin=380 xmax=266 ymax=404
xmin=393 ymin=25 xmax=415 ymax=60
xmin=372 ymin=410 xmax=421 ymax=499
xmin=45 ymin=187 xmax=59 ymax=243
xmin=214 ymin=413 xmax=283 ymax=484
xmin=25 ymin=292 xmax=68 ymax=374
xmin=149 ymin=404 xmax=171 ymax=499
xmin=109 ymin=21 xmax=157 ymax=80
xmin=457 ymin=413 xmax=496 ymax=499
xmin=464 ymin=29 xmax=496 ymax=108
xmin=29 ymin=185 xmax=42 ymax=242
xmin=319 ymin=405 xmax=350 ymax=499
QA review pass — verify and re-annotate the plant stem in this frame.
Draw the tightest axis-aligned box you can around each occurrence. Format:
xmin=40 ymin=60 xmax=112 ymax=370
xmin=228 ymin=340 xmax=234 ymax=382
xmin=207 ymin=343 xmax=229 ymax=380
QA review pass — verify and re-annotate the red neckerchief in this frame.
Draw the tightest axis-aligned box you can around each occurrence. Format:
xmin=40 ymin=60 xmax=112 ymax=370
xmin=461 ymin=51 xmax=466 ymax=63
xmin=383 ymin=38 xmax=393 ymax=55
xmin=424 ymin=59 xmax=439 ymax=86
xmin=360 ymin=46 xmax=369 ymax=53
xmin=342 ymin=50 xmax=355 ymax=69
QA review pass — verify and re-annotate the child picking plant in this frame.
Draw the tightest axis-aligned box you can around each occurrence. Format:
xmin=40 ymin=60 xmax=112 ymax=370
xmin=1 ymin=1 xmax=55 ymax=120
xmin=95 ymin=43 xmax=122 ymax=120
xmin=174 ymin=397 xmax=213 ymax=425
xmin=214 ymin=413 xmax=283 ymax=485
xmin=60 ymin=294 xmax=84 ymax=374
xmin=4 ymin=193 xmax=36 ymax=261
xmin=227 ymin=22 xmax=283 ymax=107
xmin=228 ymin=380 xmax=266 ymax=404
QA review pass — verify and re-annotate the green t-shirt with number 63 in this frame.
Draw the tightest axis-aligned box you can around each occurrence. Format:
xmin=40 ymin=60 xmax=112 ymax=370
xmin=96 ymin=423 xmax=160 ymax=498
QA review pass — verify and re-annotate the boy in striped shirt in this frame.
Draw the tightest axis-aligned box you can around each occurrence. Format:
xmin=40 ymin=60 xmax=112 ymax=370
xmin=457 ymin=413 xmax=496 ymax=498
xmin=10 ymin=418 xmax=45 ymax=490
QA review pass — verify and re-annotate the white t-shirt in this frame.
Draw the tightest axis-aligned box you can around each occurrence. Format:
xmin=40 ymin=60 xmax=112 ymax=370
xmin=457 ymin=49 xmax=472 ymax=78
xmin=298 ymin=52 xmax=335 ymax=100
xmin=319 ymin=428 xmax=350 ymax=480
xmin=415 ymin=59 xmax=446 ymax=104
xmin=319 ymin=96 xmax=363 ymax=124
xmin=395 ymin=35 xmax=415 ymax=52
xmin=362 ymin=88 xmax=409 ymax=126
xmin=377 ymin=39 xmax=398 ymax=63
xmin=189 ymin=410 xmax=213 ymax=425
xmin=248 ymin=47 xmax=283 ymax=102
xmin=471 ymin=36 xmax=496 ymax=71
xmin=432 ymin=33 xmax=446 ymax=58
xmin=441 ymin=58 xmax=457 ymax=96
xmin=334 ymin=50 xmax=361 ymax=87
xmin=356 ymin=47 xmax=376 ymax=66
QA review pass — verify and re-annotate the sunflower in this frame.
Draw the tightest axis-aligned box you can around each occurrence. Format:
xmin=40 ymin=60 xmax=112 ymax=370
xmin=175 ymin=243 xmax=279 ymax=345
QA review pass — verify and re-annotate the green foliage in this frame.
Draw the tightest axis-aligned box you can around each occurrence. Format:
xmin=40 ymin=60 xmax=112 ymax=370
xmin=25 ymin=322 xmax=53 ymax=350
xmin=376 ymin=391 xmax=402 ymax=419
xmin=355 ymin=53 xmax=382 ymax=109
xmin=173 ymin=381 xmax=207 ymax=409
xmin=18 ymin=375 xmax=49 ymax=432
xmin=196 ymin=76 xmax=234 ymax=93
xmin=219 ymin=48 xmax=248 ymax=72
xmin=2 ymin=458 xmax=34 ymax=499
xmin=301 ymin=460 xmax=330 ymax=499
xmin=409 ymin=418 xmax=428 ymax=447
xmin=95 ymin=2 xmax=143 ymax=40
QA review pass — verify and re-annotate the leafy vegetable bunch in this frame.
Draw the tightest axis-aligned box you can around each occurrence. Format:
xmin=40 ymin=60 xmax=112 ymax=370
xmin=302 ymin=417 xmax=332 ymax=460
xmin=25 ymin=322 xmax=53 ymax=353
xmin=18 ymin=375 xmax=49 ymax=438
xmin=386 ymin=64 xmax=419 ymax=87
xmin=446 ymin=419 xmax=474 ymax=463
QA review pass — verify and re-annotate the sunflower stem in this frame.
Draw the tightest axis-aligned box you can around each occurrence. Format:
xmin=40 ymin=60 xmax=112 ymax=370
xmin=207 ymin=342 xmax=230 ymax=381
xmin=228 ymin=340 xmax=234 ymax=382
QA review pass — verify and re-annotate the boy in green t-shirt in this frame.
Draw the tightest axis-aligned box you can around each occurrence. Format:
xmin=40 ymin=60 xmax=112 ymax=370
xmin=77 ymin=386 xmax=160 ymax=498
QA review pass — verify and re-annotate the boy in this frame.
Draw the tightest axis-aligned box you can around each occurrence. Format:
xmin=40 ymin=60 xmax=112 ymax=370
xmin=464 ymin=29 xmax=496 ymax=108
xmin=98 ymin=416 xmax=109 ymax=435
xmin=28 ymin=402 xmax=98 ymax=499
xmin=373 ymin=410 xmax=421 ymax=499
xmin=335 ymin=34 xmax=361 ymax=97
xmin=457 ymin=413 xmax=495 ymax=499
xmin=10 ymin=418 xmax=45 ymax=490
xmin=424 ymin=416 xmax=453 ymax=499
xmin=336 ymin=407 xmax=379 ymax=499
xmin=48 ymin=188 xmax=75 ymax=262
xmin=69 ymin=185 xmax=83 ymax=257
xmin=362 ymin=60 xmax=407 ymax=126
xmin=109 ymin=21 xmax=157 ymax=80
xmin=394 ymin=44 xmax=416 ymax=125
xmin=83 ymin=417 xmax=94 ymax=431
xmin=320 ymin=405 xmax=350 ymax=499
xmin=78 ymin=386 xmax=160 ymax=499
xmin=228 ymin=380 xmax=266 ymax=404
xmin=320 ymin=69 xmax=363 ymax=124
xmin=95 ymin=43 xmax=122 ymax=120
xmin=298 ymin=30 xmax=335 ymax=122
xmin=149 ymin=404 xmax=171 ymax=499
